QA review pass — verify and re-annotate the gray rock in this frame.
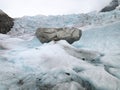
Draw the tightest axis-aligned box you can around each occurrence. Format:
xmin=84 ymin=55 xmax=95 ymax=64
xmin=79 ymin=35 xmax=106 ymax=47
xmin=101 ymin=0 xmax=119 ymax=12
xmin=35 ymin=27 xmax=82 ymax=44
xmin=0 ymin=9 xmax=14 ymax=34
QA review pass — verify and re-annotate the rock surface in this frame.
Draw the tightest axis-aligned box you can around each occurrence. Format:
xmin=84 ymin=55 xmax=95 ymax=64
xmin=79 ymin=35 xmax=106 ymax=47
xmin=36 ymin=27 xmax=82 ymax=44
xmin=0 ymin=9 xmax=14 ymax=34
xmin=101 ymin=0 xmax=119 ymax=12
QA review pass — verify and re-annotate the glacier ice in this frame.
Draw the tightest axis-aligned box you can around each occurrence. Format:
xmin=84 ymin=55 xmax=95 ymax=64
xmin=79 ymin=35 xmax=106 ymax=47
xmin=0 ymin=9 xmax=120 ymax=90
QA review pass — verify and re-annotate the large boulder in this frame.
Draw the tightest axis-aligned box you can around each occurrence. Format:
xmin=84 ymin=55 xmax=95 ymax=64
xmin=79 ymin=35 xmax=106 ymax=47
xmin=0 ymin=9 xmax=14 ymax=34
xmin=101 ymin=0 xmax=119 ymax=12
xmin=36 ymin=27 xmax=82 ymax=44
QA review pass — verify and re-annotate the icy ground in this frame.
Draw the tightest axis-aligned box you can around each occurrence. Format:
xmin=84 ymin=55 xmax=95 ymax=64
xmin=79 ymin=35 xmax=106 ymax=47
xmin=0 ymin=20 xmax=120 ymax=89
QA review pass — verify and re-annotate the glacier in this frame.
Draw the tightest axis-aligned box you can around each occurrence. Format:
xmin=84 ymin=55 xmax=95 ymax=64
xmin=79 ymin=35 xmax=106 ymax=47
xmin=8 ymin=9 xmax=120 ymax=36
xmin=0 ymin=10 xmax=120 ymax=90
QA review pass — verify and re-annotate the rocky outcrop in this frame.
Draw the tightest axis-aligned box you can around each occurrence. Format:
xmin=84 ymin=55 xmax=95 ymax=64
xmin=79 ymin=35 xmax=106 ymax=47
xmin=101 ymin=0 xmax=119 ymax=12
xmin=0 ymin=10 xmax=14 ymax=34
xmin=36 ymin=27 xmax=82 ymax=44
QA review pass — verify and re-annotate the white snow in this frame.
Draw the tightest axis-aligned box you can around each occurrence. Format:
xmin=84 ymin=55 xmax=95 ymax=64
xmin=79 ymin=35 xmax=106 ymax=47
xmin=0 ymin=9 xmax=120 ymax=90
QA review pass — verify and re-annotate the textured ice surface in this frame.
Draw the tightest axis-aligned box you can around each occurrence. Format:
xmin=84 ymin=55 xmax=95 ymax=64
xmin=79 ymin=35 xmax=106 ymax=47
xmin=0 ymin=11 xmax=120 ymax=90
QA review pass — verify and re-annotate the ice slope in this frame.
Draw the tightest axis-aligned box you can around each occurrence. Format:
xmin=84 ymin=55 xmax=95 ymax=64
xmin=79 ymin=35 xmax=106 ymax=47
xmin=73 ymin=21 xmax=120 ymax=54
